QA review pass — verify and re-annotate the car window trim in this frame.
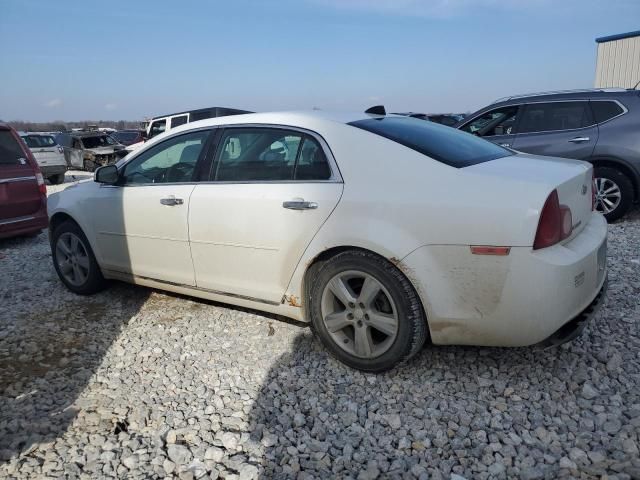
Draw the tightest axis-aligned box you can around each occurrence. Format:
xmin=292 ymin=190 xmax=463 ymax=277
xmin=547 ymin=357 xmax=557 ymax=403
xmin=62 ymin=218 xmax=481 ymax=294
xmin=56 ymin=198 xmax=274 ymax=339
xmin=588 ymin=99 xmax=628 ymax=127
xmin=462 ymin=99 xmax=608 ymax=137
xmin=114 ymin=127 xmax=216 ymax=187
xmin=206 ymin=124 xmax=342 ymax=184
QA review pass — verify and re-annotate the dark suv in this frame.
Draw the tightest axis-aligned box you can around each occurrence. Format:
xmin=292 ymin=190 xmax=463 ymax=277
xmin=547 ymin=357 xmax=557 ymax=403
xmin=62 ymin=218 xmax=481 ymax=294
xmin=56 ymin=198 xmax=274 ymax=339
xmin=456 ymin=89 xmax=640 ymax=221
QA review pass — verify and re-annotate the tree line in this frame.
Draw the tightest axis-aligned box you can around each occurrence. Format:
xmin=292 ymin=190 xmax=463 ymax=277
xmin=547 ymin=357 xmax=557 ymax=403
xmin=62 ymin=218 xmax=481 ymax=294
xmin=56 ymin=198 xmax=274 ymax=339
xmin=4 ymin=119 xmax=143 ymax=132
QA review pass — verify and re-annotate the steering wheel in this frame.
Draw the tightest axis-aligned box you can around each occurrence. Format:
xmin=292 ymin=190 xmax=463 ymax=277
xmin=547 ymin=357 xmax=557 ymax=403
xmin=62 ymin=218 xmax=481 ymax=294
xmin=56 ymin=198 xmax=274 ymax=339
xmin=165 ymin=163 xmax=194 ymax=182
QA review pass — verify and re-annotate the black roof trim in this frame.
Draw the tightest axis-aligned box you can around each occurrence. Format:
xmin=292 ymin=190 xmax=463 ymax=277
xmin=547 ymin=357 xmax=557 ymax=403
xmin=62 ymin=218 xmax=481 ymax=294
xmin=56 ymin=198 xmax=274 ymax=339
xmin=596 ymin=30 xmax=640 ymax=43
xmin=151 ymin=106 xmax=252 ymax=121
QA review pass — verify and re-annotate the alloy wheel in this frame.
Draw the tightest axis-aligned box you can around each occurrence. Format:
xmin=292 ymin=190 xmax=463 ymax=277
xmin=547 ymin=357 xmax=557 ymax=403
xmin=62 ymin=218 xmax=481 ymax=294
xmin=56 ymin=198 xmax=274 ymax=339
xmin=55 ymin=232 xmax=90 ymax=286
xmin=320 ymin=270 xmax=399 ymax=359
xmin=594 ymin=177 xmax=621 ymax=214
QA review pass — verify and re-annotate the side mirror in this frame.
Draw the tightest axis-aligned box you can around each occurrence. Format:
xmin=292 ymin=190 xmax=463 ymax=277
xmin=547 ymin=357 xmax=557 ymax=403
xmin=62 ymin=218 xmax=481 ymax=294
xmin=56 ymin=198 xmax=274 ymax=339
xmin=95 ymin=164 xmax=119 ymax=185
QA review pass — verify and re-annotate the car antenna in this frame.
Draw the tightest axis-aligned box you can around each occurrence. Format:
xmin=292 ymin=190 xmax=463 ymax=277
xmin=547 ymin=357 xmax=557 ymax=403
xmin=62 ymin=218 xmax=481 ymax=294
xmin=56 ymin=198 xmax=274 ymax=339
xmin=365 ymin=105 xmax=386 ymax=115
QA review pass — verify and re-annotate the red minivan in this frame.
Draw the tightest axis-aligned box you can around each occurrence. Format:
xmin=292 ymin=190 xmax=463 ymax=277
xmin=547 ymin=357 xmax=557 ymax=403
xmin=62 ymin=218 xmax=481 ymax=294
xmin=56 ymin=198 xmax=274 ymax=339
xmin=0 ymin=123 xmax=48 ymax=239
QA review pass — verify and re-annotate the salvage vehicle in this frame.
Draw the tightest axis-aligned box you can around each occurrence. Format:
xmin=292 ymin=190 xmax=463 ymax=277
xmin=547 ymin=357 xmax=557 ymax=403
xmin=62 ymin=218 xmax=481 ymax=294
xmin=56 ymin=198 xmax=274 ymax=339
xmin=0 ymin=124 xmax=48 ymax=239
xmin=456 ymin=88 xmax=640 ymax=221
xmin=47 ymin=108 xmax=607 ymax=371
xmin=126 ymin=106 xmax=252 ymax=152
xmin=20 ymin=133 xmax=67 ymax=184
xmin=55 ymin=131 xmax=126 ymax=171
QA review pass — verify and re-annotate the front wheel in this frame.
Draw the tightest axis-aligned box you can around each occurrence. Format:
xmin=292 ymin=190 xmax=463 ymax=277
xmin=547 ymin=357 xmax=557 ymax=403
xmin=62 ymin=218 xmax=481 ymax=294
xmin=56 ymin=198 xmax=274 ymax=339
xmin=593 ymin=166 xmax=634 ymax=222
xmin=309 ymin=250 xmax=428 ymax=372
xmin=51 ymin=220 xmax=107 ymax=295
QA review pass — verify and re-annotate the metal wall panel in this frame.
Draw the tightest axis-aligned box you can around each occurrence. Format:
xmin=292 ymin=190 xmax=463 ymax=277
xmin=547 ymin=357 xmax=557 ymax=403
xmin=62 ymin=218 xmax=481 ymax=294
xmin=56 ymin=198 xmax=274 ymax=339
xmin=595 ymin=36 xmax=640 ymax=88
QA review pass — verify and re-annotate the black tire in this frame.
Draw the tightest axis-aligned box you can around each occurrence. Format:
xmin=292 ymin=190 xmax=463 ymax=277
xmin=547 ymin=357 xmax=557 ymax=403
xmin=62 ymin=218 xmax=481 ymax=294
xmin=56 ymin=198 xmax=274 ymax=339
xmin=309 ymin=250 xmax=428 ymax=372
xmin=51 ymin=220 xmax=107 ymax=295
xmin=593 ymin=166 xmax=634 ymax=222
xmin=49 ymin=173 xmax=65 ymax=185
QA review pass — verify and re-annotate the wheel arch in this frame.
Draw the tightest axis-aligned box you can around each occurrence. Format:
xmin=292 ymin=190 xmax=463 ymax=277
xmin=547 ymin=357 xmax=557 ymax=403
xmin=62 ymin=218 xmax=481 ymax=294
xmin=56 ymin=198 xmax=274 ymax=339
xmin=49 ymin=211 xmax=79 ymax=235
xmin=589 ymin=157 xmax=639 ymax=201
xmin=299 ymin=245 xmax=429 ymax=329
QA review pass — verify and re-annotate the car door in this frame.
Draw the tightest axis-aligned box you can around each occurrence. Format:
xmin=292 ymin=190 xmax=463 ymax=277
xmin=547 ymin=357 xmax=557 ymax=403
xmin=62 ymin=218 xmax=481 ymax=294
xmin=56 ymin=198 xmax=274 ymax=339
xmin=90 ymin=129 xmax=213 ymax=285
xmin=0 ymin=128 xmax=42 ymax=223
xmin=511 ymin=101 xmax=599 ymax=159
xmin=189 ymin=126 xmax=344 ymax=304
xmin=458 ymin=105 xmax=522 ymax=148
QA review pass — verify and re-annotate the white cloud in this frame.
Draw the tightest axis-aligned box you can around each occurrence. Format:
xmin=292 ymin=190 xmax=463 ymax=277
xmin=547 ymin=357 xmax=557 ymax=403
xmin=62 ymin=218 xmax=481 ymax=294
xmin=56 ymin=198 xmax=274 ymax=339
xmin=44 ymin=98 xmax=62 ymax=108
xmin=105 ymin=103 xmax=117 ymax=111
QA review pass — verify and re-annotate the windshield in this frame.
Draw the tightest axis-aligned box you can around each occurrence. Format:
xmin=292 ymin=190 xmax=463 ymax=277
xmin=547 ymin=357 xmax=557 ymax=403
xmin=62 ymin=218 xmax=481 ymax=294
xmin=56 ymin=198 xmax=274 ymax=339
xmin=81 ymin=135 xmax=116 ymax=149
xmin=22 ymin=135 xmax=57 ymax=148
xmin=349 ymin=116 xmax=513 ymax=168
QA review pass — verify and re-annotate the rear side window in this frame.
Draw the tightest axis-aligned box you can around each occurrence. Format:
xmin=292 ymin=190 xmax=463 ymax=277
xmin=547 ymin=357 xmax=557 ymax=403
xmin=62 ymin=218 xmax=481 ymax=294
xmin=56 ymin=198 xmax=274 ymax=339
xmin=22 ymin=135 xmax=56 ymax=148
xmin=519 ymin=102 xmax=593 ymax=133
xmin=0 ymin=130 xmax=26 ymax=165
xmin=170 ymin=115 xmax=188 ymax=128
xmin=591 ymin=101 xmax=624 ymax=124
xmin=213 ymin=128 xmax=332 ymax=181
xmin=349 ymin=117 xmax=513 ymax=168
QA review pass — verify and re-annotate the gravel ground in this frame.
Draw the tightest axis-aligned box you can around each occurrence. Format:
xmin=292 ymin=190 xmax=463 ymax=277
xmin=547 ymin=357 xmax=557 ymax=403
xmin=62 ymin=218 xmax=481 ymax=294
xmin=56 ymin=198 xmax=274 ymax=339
xmin=0 ymin=172 xmax=639 ymax=479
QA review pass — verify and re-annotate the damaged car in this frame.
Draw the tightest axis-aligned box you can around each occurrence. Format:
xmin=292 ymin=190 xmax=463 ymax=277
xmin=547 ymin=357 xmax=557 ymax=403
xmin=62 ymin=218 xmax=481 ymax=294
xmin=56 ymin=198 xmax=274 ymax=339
xmin=55 ymin=131 xmax=127 ymax=172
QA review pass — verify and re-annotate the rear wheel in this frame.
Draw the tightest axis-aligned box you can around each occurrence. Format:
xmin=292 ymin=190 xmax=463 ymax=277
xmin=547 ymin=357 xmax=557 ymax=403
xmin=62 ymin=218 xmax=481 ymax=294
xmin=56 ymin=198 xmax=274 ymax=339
xmin=51 ymin=220 xmax=107 ymax=295
xmin=593 ymin=166 xmax=633 ymax=222
xmin=309 ymin=250 xmax=428 ymax=372
xmin=49 ymin=173 xmax=65 ymax=185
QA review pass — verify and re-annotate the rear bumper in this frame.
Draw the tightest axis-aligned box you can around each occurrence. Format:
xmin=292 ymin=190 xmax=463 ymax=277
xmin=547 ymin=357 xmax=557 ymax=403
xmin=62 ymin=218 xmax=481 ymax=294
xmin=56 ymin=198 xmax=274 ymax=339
xmin=40 ymin=165 xmax=67 ymax=177
xmin=403 ymin=212 xmax=608 ymax=347
xmin=537 ymin=277 xmax=607 ymax=347
xmin=0 ymin=209 xmax=48 ymax=239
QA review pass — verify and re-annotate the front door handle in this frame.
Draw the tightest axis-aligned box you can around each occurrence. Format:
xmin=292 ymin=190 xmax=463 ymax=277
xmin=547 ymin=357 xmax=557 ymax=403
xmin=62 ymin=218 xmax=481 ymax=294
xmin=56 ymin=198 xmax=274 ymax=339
xmin=568 ymin=137 xmax=590 ymax=143
xmin=283 ymin=200 xmax=318 ymax=210
xmin=160 ymin=195 xmax=184 ymax=206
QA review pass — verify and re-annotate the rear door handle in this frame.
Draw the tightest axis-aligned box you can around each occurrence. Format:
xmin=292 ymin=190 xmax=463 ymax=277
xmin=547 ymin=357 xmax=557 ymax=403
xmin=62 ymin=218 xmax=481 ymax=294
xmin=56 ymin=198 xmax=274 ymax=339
xmin=160 ymin=195 xmax=184 ymax=206
xmin=283 ymin=200 xmax=318 ymax=210
xmin=568 ymin=137 xmax=590 ymax=143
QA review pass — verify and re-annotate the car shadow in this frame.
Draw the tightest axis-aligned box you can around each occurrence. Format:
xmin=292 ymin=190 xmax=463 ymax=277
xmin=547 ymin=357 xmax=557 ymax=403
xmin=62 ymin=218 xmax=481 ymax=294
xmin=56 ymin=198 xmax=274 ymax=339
xmin=246 ymin=330 xmax=603 ymax=479
xmin=0 ymin=232 xmax=150 ymax=463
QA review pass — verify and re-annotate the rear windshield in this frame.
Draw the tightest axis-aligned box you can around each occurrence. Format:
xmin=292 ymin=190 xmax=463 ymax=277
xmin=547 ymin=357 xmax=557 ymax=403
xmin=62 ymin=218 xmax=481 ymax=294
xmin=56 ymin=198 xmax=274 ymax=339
xmin=22 ymin=135 xmax=56 ymax=148
xmin=115 ymin=131 xmax=140 ymax=142
xmin=0 ymin=130 xmax=26 ymax=165
xmin=349 ymin=116 xmax=513 ymax=168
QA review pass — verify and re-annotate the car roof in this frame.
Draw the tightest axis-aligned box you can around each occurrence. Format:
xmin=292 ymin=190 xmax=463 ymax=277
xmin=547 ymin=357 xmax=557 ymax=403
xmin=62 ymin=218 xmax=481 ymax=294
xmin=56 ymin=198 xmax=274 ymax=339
xmin=491 ymin=88 xmax=639 ymax=106
xmin=166 ymin=110 xmax=382 ymax=133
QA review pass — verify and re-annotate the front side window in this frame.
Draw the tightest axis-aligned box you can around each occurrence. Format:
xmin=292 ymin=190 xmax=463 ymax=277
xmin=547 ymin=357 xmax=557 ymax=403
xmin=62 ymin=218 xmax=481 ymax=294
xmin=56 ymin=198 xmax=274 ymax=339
xmin=149 ymin=119 xmax=167 ymax=139
xmin=350 ymin=116 xmax=513 ymax=168
xmin=122 ymin=130 xmax=209 ymax=184
xmin=213 ymin=128 xmax=331 ymax=181
xmin=518 ymin=102 xmax=593 ymax=133
xmin=460 ymin=106 xmax=519 ymax=137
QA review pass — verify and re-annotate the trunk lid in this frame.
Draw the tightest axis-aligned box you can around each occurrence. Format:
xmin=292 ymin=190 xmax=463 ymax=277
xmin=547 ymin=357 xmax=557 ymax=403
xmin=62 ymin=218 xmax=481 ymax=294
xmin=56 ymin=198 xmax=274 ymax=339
xmin=466 ymin=153 xmax=594 ymax=242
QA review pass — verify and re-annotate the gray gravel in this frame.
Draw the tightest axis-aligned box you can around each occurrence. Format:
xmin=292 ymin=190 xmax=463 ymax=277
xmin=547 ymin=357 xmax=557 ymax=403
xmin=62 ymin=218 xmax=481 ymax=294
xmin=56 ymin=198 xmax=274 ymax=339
xmin=0 ymin=175 xmax=639 ymax=479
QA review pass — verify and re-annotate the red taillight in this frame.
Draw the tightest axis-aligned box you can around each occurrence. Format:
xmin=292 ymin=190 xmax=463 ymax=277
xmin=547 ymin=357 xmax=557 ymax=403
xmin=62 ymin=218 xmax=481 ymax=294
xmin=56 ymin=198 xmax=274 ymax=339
xmin=533 ymin=190 xmax=572 ymax=250
xmin=36 ymin=171 xmax=47 ymax=196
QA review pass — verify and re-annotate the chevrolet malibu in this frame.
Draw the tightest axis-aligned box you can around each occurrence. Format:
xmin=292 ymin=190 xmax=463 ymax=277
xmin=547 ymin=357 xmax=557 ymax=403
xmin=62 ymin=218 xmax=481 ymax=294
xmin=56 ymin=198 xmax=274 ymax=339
xmin=47 ymin=110 xmax=608 ymax=371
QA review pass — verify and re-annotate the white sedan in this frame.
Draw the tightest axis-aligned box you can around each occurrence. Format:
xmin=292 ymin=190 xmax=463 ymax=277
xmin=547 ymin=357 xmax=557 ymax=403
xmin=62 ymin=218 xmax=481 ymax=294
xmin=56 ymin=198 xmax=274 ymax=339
xmin=47 ymin=110 xmax=608 ymax=371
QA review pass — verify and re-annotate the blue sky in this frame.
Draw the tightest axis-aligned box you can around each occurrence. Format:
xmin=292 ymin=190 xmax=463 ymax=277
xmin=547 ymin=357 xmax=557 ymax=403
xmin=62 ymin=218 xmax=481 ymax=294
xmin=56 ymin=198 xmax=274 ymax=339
xmin=1 ymin=0 xmax=639 ymax=121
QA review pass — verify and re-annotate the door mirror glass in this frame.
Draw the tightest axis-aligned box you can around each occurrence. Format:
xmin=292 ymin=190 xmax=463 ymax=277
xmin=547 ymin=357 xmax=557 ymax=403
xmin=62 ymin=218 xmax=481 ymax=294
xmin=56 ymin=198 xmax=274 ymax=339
xmin=94 ymin=164 xmax=119 ymax=185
